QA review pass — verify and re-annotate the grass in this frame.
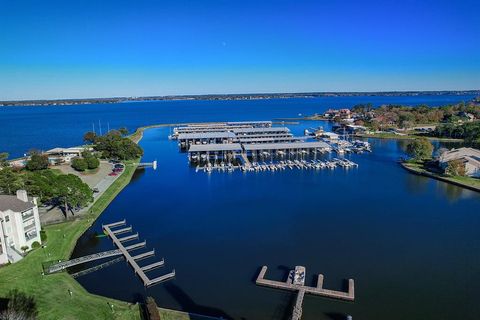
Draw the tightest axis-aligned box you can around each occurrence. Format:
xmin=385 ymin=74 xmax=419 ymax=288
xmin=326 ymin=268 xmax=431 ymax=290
xmin=0 ymin=155 xmax=217 ymax=319
xmin=402 ymin=161 xmax=480 ymax=191
xmin=0 ymin=221 xmax=141 ymax=320
xmin=356 ymin=132 xmax=463 ymax=142
xmin=0 ymin=160 xmax=141 ymax=320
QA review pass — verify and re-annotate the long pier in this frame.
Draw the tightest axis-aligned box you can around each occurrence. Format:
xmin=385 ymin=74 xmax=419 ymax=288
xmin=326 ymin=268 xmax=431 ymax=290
xmin=256 ymin=266 xmax=354 ymax=320
xmin=103 ymin=220 xmax=175 ymax=287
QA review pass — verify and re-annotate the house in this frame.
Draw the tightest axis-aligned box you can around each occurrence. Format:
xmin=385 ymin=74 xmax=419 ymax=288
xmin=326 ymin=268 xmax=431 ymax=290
xmin=0 ymin=190 xmax=42 ymax=264
xmin=439 ymin=147 xmax=480 ymax=178
xmin=44 ymin=147 xmax=89 ymax=164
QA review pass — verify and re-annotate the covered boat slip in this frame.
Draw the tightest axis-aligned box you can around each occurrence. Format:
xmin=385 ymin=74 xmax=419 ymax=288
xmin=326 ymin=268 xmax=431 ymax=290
xmin=232 ymin=127 xmax=290 ymax=135
xmin=178 ymin=132 xmax=237 ymax=148
xmin=188 ymin=143 xmax=243 ymax=162
xmin=238 ymin=136 xmax=305 ymax=144
xmin=174 ymin=121 xmax=272 ymax=135
xmin=243 ymin=141 xmax=331 ymax=152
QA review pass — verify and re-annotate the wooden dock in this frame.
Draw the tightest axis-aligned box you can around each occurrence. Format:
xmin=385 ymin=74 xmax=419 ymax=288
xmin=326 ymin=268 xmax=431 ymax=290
xmin=256 ymin=265 xmax=354 ymax=320
xmin=103 ymin=220 xmax=175 ymax=287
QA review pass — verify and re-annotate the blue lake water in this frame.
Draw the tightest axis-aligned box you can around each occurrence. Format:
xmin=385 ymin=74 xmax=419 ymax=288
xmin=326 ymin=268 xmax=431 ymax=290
xmin=0 ymin=94 xmax=476 ymax=158
xmin=1 ymin=95 xmax=479 ymax=319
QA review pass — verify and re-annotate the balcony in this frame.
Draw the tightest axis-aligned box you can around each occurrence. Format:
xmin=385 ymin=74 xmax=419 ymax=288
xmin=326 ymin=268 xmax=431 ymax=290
xmin=25 ymin=231 xmax=38 ymax=242
xmin=22 ymin=211 xmax=35 ymax=221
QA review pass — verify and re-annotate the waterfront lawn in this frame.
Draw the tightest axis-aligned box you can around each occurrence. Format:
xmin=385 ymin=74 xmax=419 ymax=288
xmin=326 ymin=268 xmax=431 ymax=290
xmin=0 ymin=160 xmax=142 ymax=320
xmin=403 ymin=161 xmax=480 ymax=190
xmin=0 ymin=220 xmax=140 ymax=320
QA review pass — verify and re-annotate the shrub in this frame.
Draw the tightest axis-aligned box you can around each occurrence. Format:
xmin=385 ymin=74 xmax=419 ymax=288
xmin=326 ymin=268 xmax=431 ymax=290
xmin=26 ymin=154 xmax=49 ymax=171
xmin=5 ymin=289 xmax=38 ymax=319
xmin=20 ymin=246 xmax=29 ymax=253
xmin=31 ymin=241 xmax=41 ymax=249
xmin=86 ymin=157 xmax=100 ymax=169
xmin=40 ymin=230 xmax=47 ymax=242
xmin=71 ymin=158 xmax=88 ymax=171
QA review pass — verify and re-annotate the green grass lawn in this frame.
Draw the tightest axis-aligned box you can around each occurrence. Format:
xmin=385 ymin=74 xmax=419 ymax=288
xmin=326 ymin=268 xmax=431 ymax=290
xmin=0 ymin=220 xmax=141 ymax=320
xmin=0 ymin=161 xmax=142 ymax=320
xmin=402 ymin=161 xmax=480 ymax=190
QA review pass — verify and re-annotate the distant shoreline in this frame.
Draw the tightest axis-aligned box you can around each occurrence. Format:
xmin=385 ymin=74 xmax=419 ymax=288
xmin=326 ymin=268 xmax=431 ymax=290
xmin=1 ymin=90 xmax=478 ymax=107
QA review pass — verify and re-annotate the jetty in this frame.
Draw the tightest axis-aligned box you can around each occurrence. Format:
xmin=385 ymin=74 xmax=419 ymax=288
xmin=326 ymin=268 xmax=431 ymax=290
xmin=103 ymin=220 xmax=175 ymax=287
xmin=256 ymin=265 xmax=354 ymax=320
xmin=44 ymin=219 xmax=175 ymax=287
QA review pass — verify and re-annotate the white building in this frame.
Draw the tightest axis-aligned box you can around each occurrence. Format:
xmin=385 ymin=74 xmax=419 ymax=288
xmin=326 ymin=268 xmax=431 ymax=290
xmin=0 ymin=190 xmax=42 ymax=264
xmin=44 ymin=147 xmax=88 ymax=164
xmin=439 ymin=147 xmax=480 ymax=178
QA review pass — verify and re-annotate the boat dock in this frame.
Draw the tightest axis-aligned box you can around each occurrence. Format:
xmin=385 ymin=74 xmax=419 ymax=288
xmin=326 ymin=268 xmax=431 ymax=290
xmin=256 ymin=265 xmax=354 ymax=320
xmin=171 ymin=120 xmax=369 ymax=173
xmin=102 ymin=220 xmax=175 ymax=287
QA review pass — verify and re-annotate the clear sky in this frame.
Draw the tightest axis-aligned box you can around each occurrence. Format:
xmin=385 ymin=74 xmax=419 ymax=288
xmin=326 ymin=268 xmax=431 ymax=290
xmin=1 ymin=0 xmax=479 ymax=100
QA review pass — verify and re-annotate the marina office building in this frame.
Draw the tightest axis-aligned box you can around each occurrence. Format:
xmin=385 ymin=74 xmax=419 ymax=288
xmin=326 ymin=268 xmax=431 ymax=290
xmin=0 ymin=190 xmax=42 ymax=264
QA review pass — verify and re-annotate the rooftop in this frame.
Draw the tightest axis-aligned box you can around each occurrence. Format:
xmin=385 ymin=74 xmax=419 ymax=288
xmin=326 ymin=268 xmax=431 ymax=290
xmin=243 ymin=141 xmax=331 ymax=151
xmin=439 ymin=147 xmax=480 ymax=163
xmin=188 ymin=143 xmax=243 ymax=152
xmin=177 ymin=132 xmax=237 ymax=140
xmin=232 ymin=127 xmax=290 ymax=134
xmin=0 ymin=195 xmax=35 ymax=213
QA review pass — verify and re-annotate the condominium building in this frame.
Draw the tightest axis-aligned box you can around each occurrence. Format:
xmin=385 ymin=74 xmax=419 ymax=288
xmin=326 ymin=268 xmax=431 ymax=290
xmin=0 ymin=190 xmax=42 ymax=264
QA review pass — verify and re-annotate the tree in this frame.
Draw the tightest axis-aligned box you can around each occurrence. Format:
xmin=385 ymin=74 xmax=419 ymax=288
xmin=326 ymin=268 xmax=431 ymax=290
xmin=71 ymin=158 xmax=88 ymax=171
xmin=55 ymin=174 xmax=93 ymax=215
xmin=0 ymin=167 xmax=22 ymax=194
xmin=118 ymin=127 xmax=129 ymax=136
xmin=445 ymin=159 xmax=466 ymax=176
xmin=86 ymin=157 xmax=100 ymax=169
xmin=22 ymin=170 xmax=57 ymax=203
xmin=25 ymin=154 xmax=49 ymax=171
xmin=2 ymin=289 xmax=38 ymax=319
xmin=0 ymin=152 xmax=9 ymax=167
xmin=94 ymin=131 xmax=143 ymax=160
xmin=83 ymin=131 xmax=97 ymax=144
xmin=406 ymin=138 xmax=433 ymax=161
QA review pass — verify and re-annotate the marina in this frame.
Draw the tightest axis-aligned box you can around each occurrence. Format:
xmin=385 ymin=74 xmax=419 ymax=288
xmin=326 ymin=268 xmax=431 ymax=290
xmin=173 ymin=121 xmax=368 ymax=173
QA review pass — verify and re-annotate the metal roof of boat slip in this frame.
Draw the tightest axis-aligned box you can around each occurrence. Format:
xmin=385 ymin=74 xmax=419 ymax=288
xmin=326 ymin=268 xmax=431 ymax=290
xmin=226 ymin=121 xmax=272 ymax=126
xmin=175 ymin=125 xmax=252 ymax=132
xmin=239 ymin=137 xmax=305 ymax=143
xmin=243 ymin=141 xmax=331 ymax=151
xmin=189 ymin=143 xmax=243 ymax=152
xmin=232 ymin=127 xmax=290 ymax=134
xmin=177 ymin=132 xmax=237 ymax=140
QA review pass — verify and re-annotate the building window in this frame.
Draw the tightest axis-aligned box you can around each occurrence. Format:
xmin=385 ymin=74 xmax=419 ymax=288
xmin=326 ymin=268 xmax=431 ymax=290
xmin=5 ymin=216 xmax=9 ymax=223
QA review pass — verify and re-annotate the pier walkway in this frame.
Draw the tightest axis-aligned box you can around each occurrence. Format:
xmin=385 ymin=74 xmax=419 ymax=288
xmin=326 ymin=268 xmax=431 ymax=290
xmin=45 ymin=249 xmax=123 ymax=274
xmin=103 ymin=220 xmax=175 ymax=287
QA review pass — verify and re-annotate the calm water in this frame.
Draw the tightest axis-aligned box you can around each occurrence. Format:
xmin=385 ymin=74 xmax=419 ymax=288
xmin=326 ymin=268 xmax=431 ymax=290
xmin=69 ymin=124 xmax=480 ymax=320
xmin=1 ymin=95 xmax=479 ymax=319
xmin=0 ymin=94 xmax=476 ymax=158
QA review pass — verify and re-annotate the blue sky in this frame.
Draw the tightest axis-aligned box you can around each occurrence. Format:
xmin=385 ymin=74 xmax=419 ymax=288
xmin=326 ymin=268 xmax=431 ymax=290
xmin=0 ymin=0 xmax=479 ymax=100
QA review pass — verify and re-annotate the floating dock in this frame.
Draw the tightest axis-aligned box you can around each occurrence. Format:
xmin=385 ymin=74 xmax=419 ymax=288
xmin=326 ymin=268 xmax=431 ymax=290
xmin=102 ymin=220 xmax=175 ymax=287
xmin=256 ymin=265 xmax=354 ymax=320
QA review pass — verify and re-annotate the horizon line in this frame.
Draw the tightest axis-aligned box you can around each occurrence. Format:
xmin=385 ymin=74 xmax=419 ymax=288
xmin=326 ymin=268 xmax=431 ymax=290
xmin=2 ymin=89 xmax=479 ymax=103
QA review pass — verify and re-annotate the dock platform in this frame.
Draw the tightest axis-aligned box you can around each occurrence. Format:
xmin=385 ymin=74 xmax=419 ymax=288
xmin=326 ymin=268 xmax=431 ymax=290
xmin=256 ymin=266 xmax=354 ymax=301
xmin=103 ymin=220 xmax=175 ymax=287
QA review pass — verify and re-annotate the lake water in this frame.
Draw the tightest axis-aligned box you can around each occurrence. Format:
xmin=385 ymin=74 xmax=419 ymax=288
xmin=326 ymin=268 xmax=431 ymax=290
xmin=1 ymin=95 xmax=479 ymax=319
xmin=0 ymin=94 xmax=476 ymax=158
